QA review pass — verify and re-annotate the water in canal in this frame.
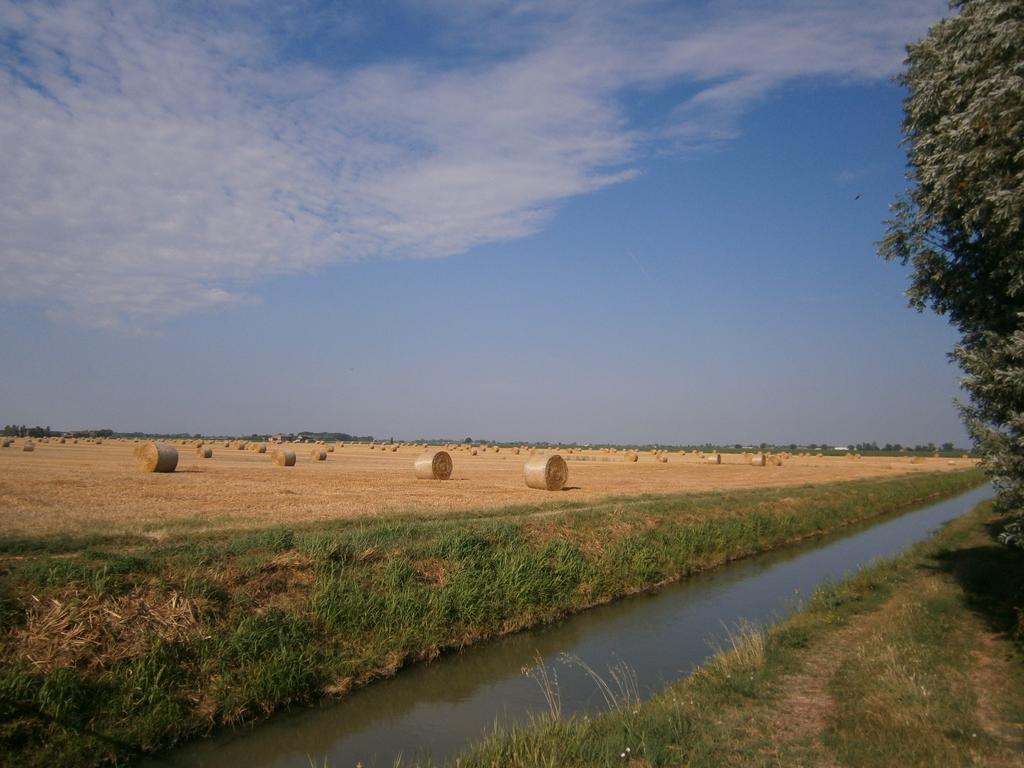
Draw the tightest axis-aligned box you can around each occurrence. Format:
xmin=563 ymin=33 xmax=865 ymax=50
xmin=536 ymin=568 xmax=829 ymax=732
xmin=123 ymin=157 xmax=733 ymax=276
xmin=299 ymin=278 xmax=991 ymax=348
xmin=152 ymin=484 xmax=991 ymax=767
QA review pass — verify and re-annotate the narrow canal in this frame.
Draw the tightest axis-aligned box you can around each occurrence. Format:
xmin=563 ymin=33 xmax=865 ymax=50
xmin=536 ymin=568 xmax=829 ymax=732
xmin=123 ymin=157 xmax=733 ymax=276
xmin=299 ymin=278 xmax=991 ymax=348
xmin=152 ymin=484 xmax=991 ymax=768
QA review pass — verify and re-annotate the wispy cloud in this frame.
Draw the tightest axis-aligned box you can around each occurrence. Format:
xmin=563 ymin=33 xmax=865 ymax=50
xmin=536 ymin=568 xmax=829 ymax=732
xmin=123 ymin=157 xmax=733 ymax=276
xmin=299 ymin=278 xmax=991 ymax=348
xmin=0 ymin=0 xmax=948 ymax=329
xmin=834 ymin=164 xmax=884 ymax=185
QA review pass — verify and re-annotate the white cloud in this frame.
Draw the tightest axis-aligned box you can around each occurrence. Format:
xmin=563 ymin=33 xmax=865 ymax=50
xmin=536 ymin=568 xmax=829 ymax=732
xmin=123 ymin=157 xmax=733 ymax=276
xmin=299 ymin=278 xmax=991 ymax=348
xmin=0 ymin=0 xmax=948 ymax=329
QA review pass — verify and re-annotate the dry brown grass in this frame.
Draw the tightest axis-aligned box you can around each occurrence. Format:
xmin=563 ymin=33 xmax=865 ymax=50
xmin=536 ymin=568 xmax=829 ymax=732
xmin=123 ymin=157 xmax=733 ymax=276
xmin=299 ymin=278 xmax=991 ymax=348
xmin=5 ymin=588 xmax=206 ymax=671
xmin=0 ymin=440 xmax=978 ymax=536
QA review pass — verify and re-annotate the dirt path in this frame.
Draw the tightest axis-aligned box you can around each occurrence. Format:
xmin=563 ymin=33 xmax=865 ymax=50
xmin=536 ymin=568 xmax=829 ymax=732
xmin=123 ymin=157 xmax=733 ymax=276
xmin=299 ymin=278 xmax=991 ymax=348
xmin=763 ymin=572 xmax=1024 ymax=766
xmin=968 ymin=628 xmax=1024 ymax=762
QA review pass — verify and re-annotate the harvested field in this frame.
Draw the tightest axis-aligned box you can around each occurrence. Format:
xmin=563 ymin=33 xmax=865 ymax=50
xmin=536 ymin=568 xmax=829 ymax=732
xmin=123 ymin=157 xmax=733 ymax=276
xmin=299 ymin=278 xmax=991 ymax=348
xmin=0 ymin=440 xmax=977 ymax=536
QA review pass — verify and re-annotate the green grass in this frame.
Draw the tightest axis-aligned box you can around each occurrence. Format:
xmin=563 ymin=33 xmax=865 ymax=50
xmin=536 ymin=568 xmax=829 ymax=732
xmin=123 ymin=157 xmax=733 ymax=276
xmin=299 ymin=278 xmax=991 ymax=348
xmin=0 ymin=469 xmax=986 ymax=766
xmin=438 ymin=488 xmax=1024 ymax=768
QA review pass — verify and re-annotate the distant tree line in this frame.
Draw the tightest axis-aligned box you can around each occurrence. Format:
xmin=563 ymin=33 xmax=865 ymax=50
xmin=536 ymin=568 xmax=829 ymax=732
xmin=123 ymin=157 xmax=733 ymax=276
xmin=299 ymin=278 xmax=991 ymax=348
xmin=2 ymin=425 xmax=53 ymax=437
xmin=0 ymin=423 xmax=969 ymax=453
xmin=295 ymin=431 xmax=374 ymax=442
xmin=3 ymin=426 xmax=120 ymax=437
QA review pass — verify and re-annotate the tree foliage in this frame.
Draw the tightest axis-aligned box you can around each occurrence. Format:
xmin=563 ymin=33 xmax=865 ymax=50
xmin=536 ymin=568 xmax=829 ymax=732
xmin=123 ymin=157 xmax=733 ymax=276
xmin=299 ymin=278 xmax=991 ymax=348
xmin=880 ymin=0 xmax=1024 ymax=535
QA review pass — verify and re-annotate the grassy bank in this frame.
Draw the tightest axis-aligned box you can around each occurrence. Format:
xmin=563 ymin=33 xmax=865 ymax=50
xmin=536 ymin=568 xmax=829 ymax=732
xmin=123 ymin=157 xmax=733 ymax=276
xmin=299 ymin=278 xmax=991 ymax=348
xmin=0 ymin=469 xmax=984 ymax=766
xmin=443 ymin=484 xmax=1024 ymax=768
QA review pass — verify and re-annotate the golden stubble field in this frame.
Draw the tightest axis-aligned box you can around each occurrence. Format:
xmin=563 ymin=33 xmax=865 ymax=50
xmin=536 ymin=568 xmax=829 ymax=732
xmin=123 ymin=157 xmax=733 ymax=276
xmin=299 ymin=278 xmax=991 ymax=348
xmin=0 ymin=440 xmax=976 ymax=536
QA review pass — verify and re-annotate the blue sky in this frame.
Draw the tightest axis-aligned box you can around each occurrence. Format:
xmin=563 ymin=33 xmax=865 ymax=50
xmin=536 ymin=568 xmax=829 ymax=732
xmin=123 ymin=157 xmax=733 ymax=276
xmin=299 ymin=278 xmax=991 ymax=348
xmin=0 ymin=0 xmax=969 ymax=445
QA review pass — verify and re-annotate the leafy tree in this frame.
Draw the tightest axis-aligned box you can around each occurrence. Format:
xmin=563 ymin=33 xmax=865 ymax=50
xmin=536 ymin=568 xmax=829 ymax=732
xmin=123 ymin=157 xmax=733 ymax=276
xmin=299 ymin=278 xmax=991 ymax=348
xmin=880 ymin=0 xmax=1024 ymax=539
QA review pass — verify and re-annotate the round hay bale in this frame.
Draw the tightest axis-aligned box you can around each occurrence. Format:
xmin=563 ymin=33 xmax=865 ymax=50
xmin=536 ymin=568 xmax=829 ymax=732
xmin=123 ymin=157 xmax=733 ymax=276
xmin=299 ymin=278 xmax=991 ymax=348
xmin=58 ymin=437 xmax=66 ymax=444
xmin=414 ymin=450 xmax=453 ymax=480
xmin=134 ymin=442 xmax=177 ymax=473
xmin=254 ymin=444 xmax=267 ymax=454
xmin=198 ymin=446 xmax=213 ymax=459
xmin=524 ymin=454 xmax=568 ymax=491
xmin=327 ymin=445 xmax=335 ymax=453
xmin=310 ymin=448 xmax=327 ymax=461
xmin=625 ymin=452 xmax=639 ymax=462
xmin=471 ymin=448 xmax=478 ymax=456
xmin=751 ymin=454 xmax=766 ymax=466
xmin=659 ymin=455 xmax=668 ymax=463
xmin=1 ymin=439 xmax=11 ymax=448
xmin=272 ymin=448 xmax=296 ymax=467
xmin=23 ymin=442 xmax=35 ymax=452
xmin=391 ymin=445 xmax=398 ymax=452
xmin=704 ymin=453 xmax=722 ymax=465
